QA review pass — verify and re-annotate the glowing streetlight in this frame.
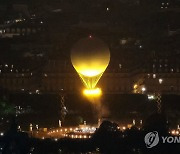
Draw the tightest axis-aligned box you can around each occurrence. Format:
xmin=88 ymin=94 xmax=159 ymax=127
xmin=159 ymin=78 xmax=163 ymax=84
xmin=142 ymin=87 xmax=146 ymax=92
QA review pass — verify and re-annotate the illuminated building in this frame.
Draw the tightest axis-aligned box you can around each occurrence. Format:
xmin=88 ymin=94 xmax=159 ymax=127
xmin=0 ymin=56 xmax=179 ymax=95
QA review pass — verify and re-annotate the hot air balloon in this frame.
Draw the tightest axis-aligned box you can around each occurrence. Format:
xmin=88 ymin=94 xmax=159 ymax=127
xmin=71 ymin=36 xmax=110 ymax=96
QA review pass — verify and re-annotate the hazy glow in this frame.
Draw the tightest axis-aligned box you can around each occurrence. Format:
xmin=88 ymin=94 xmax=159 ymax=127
xmin=148 ymin=94 xmax=155 ymax=100
xmin=133 ymin=84 xmax=138 ymax=89
xmin=159 ymin=78 xmax=163 ymax=84
xmin=142 ymin=87 xmax=146 ymax=92
xmin=71 ymin=37 xmax=110 ymax=89
xmin=80 ymin=70 xmax=102 ymax=77
xmin=83 ymin=88 xmax=102 ymax=97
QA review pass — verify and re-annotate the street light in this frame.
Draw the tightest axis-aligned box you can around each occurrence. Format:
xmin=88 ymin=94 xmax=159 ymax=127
xmin=142 ymin=87 xmax=146 ymax=92
xmin=159 ymin=78 xmax=163 ymax=84
xmin=156 ymin=78 xmax=164 ymax=113
xmin=141 ymin=86 xmax=146 ymax=94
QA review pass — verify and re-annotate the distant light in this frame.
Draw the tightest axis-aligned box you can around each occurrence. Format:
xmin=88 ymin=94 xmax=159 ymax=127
xmin=153 ymin=74 xmax=156 ymax=79
xmin=40 ymin=21 xmax=43 ymax=24
xmin=0 ymin=132 xmax=4 ymax=136
xmin=83 ymin=88 xmax=102 ymax=97
xmin=171 ymin=130 xmax=175 ymax=135
xmin=122 ymin=126 xmax=126 ymax=130
xmin=36 ymin=90 xmax=39 ymax=93
xmin=140 ymin=120 xmax=143 ymax=125
xmin=18 ymin=126 xmax=21 ymax=131
xmin=133 ymin=84 xmax=138 ymax=89
xmin=106 ymin=7 xmax=109 ymax=11
xmin=52 ymin=9 xmax=62 ymax=13
xmin=89 ymin=35 xmax=92 ymax=39
xmin=142 ymin=87 xmax=146 ymax=92
xmin=178 ymin=125 xmax=180 ymax=130
xmin=133 ymin=119 xmax=135 ymax=125
xmin=159 ymin=78 xmax=163 ymax=84
xmin=54 ymin=138 xmax=58 ymax=141
xmin=92 ymin=127 xmax=95 ymax=130
xmin=148 ymin=95 xmax=155 ymax=100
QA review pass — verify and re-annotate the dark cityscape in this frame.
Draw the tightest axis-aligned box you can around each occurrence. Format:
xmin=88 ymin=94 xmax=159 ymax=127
xmin=0 ymin=0 xmax=180 ymax=153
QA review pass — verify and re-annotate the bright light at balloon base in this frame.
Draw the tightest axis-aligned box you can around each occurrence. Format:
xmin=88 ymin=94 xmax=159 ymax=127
xmin=83 ymin=88 xmax=102 ymax=97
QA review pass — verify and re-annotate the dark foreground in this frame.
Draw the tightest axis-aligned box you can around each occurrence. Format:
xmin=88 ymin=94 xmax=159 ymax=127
xmin=0 ymin=114 xmax=180 ymax=154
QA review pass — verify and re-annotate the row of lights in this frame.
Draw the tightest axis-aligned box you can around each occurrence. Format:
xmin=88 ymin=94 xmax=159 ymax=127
xmin=64 ymin=134 xmax=91 ymax=139
xmin=4 ymin=18 xmax=25 ymax=25
xmin=171 ymin=130 xmax=179 ymax=135
xmin=49 ymin=127 xmax=96 ymax=134
xmin=48 ymin=128 xmax=74 ymax=134
xmin=161 ymin=2 xmax=169 ymax=9
xmin=20 ymin=89 xmax=40 ymax=95
xmin=44 ymin=130 xmax=179 ymax=140
xmin=0 ymin=64 xmax=31 ymax=73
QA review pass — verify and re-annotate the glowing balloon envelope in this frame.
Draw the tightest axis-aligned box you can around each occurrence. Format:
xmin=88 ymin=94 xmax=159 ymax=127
xmin=71 ymin=37 xmax=110 ymax=90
